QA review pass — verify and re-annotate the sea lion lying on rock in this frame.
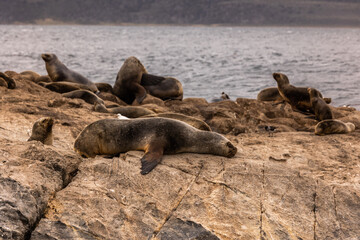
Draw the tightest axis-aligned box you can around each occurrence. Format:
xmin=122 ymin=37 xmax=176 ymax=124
xmin=257 ymin=87 xmax=283 ymax=102
xmin=28 ymin=117 xmax=54 ymax=145
xmin=0 ymin=72 xmax=16 ymax=89
xmin=273 ymin=72 xmax=331 ymax=112
xmin=94 ymin=102 xmax=154 ymax=118
xmin=308 ymin=88 xmax=333 ymax=121
xmin=315 ymin=119 xmax=355 ymax=135
xmin=74 ymin=118 xmax=237 ymax=174
xmin=141 ymin=73 xmax=183 ymax=101
xmin=41 ymin=53 xmax=98 ymax=93
xmin=141 ymin=112 xmax=212 ymax=131
xmin=95 ymin=82 xmax=114 ymax=93
xmin=62 ymin=90 xmax=104 ymax=105
xmin=40 ymin=81 xmax=95 ymax=93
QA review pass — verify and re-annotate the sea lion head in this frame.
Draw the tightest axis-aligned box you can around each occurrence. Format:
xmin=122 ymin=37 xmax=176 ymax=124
xmin=28 ymin=117 xmax=54 ymax=145
xmin=346 ymin=122 xmax=356 ymax=132
xmin=273 ymin=72 xmax=289 ymax=85
xmin=41 ymin=53 xmax=58 ymax=63
xmin=307 ymin=87 xmax=322 ymax=98
xmin=224 ymin=141 xmax=237 ymax=157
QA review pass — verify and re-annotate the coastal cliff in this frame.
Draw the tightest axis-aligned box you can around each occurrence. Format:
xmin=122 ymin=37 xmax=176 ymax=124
xmin=1 ymin=72 xmax=360 ymax=239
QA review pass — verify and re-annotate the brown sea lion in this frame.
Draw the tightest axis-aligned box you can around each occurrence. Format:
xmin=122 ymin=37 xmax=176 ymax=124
xmin=272 ymin=73 xmax=331 ymax=112
xmin=315 ymin=119 xmax=355 ymax=135
xmin=95 ymin=82 xmax=113 ymax=93
xmin=36 ymin=75 xmax=52 ymax=83
xmin=94 ymin=102 xmax=154 ymax=118
xmin=97 ymin=92 xmax=127 ymax=105
xmin=257 ymin=87 xmax=283 ymax=102
xmin=62 ymin=90 xmax=104 ymax=105
xmin=307 ymin=88 xmax=333 ymax=121
xmin=40 ymin=81 xmax=94 ymax=93
xmin=141 ymin=112 xmax=211 ymax=131
xmin=0 ymin=77 xmax=7 ymax=87
xmin=20 ymin=70 xmax=41 ymax=82
xmin=74 ymin=118 xmax=237 ymax=174
xmin=141 ymin=73 xmax=183 ymax=100
xmin=41 ymin=53 xmax=98 ymax=93
xmin=113 ymin=56 xmax=147 ymax=104
xmin=28 ymin=117 xmax=54 ymax=145
xmin=0 ymin=72 xmax=16 ymax=89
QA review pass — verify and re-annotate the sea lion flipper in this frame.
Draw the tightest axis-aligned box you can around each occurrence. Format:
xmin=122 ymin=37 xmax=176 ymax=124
xmin=134 ymin=84 xmax=147 ymax=104
xmin=140 ymin=142 xmax=164 ymax=175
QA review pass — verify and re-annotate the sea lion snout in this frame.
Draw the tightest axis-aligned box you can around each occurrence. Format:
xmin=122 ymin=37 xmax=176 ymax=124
xmin=226 ymin=141 xmax=237 ymax=157
xmin=272 ymin=72 xmax=281 ymax=81
xmin=41 ymin=53 xmax=52 ymax=61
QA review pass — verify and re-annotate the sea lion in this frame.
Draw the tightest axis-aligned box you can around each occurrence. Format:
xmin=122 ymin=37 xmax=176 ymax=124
xmin=315 ymin=119 xmax=355 ymax=135
xmin=62 ymin=90 xmax=104 ymax=105
xmin=41 ymin=53 xmax=98 ymax=93
xmin=40 ymin=81 xmax=94 ymax=93
xmin=74 ymin=118 xmax=237 ymax=174
xmin=273 ymin=73 xmax=331 ymax=112
xmin=307 ymin=88 xmax=333 ymax=121
xmin=141 ymin=73 xmax=183 ymax=100
xmin=94 ymin=102 xmax=154 ymax=118
xmin=36 ymin=75 xmax=52 ymax=83
xmin=0 ymin=72 xmax=16 ymax=89
xmin=257 ymin=87 xmax=283 ymax=102
xmin=95 ymin=82 xmax=113 ymax=93
xmin=113 ymin=56 xmax=148 ymax=104
xmin=141 ymin=112 xmax=211 ymax=131
xmin=20 ymin=70 xmax=41 ymax=82
xmin=28 ymin=117 xmax=54 ymax=145
xmin=0 ymin=77 xmax=7 ymax=87
xmin=96 ymin=92 xmax=127 ymax=105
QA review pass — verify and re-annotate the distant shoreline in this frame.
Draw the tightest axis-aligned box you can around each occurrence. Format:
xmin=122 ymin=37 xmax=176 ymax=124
xmin=2 ymin=21 xmax=360 ymax=29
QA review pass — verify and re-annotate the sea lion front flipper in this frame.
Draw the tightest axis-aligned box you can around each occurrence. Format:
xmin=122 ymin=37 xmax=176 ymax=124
xmin=140 ymin=141 xmax=165 ymax=175
xmin=134 ymin=84 xmax=147 ymax=104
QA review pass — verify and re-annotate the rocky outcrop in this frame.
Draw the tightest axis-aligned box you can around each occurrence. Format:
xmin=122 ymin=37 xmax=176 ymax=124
xmin=1 ymin=72 xmax=360 ymax=239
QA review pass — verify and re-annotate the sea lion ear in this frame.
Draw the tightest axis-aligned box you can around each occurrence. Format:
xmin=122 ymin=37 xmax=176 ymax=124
xmin=140 ymin=142 xmax=164 ymax=175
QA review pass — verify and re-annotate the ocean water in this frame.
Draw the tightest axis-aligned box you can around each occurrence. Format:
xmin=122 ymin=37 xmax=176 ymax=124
xmin=0 ymin=25 xmax=359 ymax=108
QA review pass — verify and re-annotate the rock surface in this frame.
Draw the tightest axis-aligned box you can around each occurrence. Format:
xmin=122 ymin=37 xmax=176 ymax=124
xmin=1 ymin=72 xmax=360 ymax=240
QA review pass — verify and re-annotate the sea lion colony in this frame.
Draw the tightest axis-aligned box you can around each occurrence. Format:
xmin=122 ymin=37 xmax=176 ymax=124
xmin=3 ymin=54 xmax=356 ymax=174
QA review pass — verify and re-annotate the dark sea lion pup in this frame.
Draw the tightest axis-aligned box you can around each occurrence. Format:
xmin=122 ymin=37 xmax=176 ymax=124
xmin=307 ymin=88 xmax=333 ymax=121
xmin=113 ymin=56 xmax=148 ymax=104
xmin=41 ymin=53 xmax=98 ymax=93
xmin=28 ymin=117 xmax=54 ymax=145
xmin=315 ymin=119 xmax=355 ymax=135
xmin=74 ymin=118 xmax=237 ymax=175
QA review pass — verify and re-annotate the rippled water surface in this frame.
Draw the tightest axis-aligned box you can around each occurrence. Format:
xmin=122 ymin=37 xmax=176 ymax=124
xmin=1 ymin=25 xmax=359 ymax=108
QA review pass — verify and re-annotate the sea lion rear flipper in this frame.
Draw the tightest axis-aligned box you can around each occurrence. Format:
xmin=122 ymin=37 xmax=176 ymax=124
xmin=140 ymin=142 xmax=164 ymax=175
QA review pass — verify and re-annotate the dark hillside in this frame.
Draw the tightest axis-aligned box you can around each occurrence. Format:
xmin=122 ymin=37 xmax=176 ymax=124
xmin=0 ymin=0 xmax=359 ymax=26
